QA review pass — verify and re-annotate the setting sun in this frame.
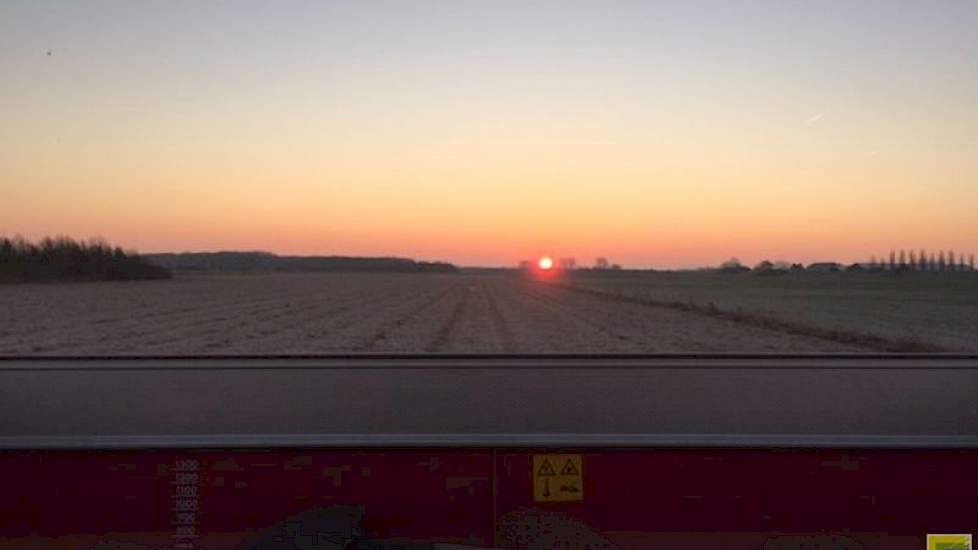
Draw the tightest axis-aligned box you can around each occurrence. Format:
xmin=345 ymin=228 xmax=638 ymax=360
xmin=1 ymin=2 xmax=976 ymax=270
xmin=538 ymin=257 xmax=554 ymax=270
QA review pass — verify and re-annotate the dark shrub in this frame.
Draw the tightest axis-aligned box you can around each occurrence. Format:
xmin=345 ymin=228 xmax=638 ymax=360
xmin=0 ymin=236 xmax=171 ymax=283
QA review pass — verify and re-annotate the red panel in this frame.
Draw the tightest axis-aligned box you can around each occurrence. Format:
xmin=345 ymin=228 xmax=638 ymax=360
xmin=2 ymin=448 xmax=977 ymax=549
xmin=0 ymin=450 xmax=167 ymax=537
xmin=495 ymin=449 xmax=978 ymax=549
xmin=192 ymin=449 xmax=491 ymax=542
xmin=0 ymin=449 xmax=494 ymax=548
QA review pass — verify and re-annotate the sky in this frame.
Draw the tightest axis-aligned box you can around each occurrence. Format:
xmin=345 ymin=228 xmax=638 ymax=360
xmin=1 ymin=1 xmax=976 ymax=268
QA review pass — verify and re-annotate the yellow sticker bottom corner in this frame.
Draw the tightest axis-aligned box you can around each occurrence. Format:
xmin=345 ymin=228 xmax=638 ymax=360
xmin=927 ymin=534 xmax=973 ymax=550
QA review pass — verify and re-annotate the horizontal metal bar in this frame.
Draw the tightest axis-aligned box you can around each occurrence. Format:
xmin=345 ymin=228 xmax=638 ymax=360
xmin=2 ymin=355 xmax=976 ymax=450
xmin=2 ymin=353 xmax=978 ymax=371
xmin=3 ymin=433 xmax=978 ymax=451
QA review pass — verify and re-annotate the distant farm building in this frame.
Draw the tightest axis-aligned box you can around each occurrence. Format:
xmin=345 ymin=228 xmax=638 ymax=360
xmin=806 ymin=262 xmax=843 ymax=273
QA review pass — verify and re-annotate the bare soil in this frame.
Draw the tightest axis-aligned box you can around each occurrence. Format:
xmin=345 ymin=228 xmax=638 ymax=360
xmin=0 ymin=272 xmax=885 ymax=354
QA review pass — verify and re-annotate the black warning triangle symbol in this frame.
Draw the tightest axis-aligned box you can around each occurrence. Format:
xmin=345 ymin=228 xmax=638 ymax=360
xmin=536 ymin=459 xmax=556 ymax=477
xmin=559 ymin=459 xmax=580 ymax=476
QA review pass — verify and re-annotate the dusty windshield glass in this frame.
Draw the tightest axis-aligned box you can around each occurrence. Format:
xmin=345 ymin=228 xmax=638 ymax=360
xmin=1 ymin=2 xmax=976 ymax=355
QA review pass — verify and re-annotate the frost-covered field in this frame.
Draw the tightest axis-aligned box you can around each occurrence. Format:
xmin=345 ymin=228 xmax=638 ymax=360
xmin=565 ymin=271 xmax=978 ymax=352
xmin=2 ymin=271 xmax=972 ymax=354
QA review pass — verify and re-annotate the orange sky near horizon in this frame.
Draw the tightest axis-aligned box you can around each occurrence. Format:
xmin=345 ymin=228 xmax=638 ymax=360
xmin=2 ymin=2 xmax=976 ymax=268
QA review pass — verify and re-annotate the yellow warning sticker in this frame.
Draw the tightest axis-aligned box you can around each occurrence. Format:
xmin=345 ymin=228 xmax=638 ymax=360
xmin=533 ymin=454 xmax=583 ymax=502
xmin=927 ymin=534 xmax=972 ymax=550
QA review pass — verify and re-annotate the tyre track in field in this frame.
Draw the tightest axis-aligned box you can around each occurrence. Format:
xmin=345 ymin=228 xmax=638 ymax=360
xmin=550 ymin=280 xmax=936 ymax=352
xmin=514 ymin=281 xmax=642 ymax=346
xmin=423 ymin=282 xmax=473 ymax=351
xmin=484 ymin=276 xmax=641 ymax=352
xmin=515 ymin=277 xmax=863 ymax=351
xmin=482 ymin=280 xmax=519 ymax=352
xmin=354 ymin=281 xmax=466 ymax=351
xmin=430 ymin=278 xmax=519 ymax=352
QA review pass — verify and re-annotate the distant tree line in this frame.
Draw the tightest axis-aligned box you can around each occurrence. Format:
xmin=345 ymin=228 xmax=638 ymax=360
xmin=591 ymin=257 xmax=622 ymax=270
xmin=515 ymin=252 xmax=978 ymax=275
xmin=143 ymin=252 xmax=458 ymax=274
xmin=0 ymin=236 xmax=171 ymax=283
xmin=717 ymin=250 xmax=976 ymax=275
xmin=870 ymin=249 xmax=975 ymax=273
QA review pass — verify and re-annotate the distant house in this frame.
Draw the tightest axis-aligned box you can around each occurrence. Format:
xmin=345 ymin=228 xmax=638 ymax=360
xmin=806 ymin=262 xmax=843 ymax=273
xmin=718 ymin=258 xmax=750 ymax=274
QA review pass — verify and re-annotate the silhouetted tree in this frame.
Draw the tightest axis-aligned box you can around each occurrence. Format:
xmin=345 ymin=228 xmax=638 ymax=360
xmin=938 ymin=250 xmax=947 ymax=272
xmin=0 ymin=235 xmax=170 ymax=283
xmin=909 ymin=250 xmax=917 ymax=270
xmin=594 ymin=257 xmax=610 ymax=270
xmin=898 ymin=249 xmax=907 ymax=269
xmin=949 ymin=251 xmax=957 ymax=272
xmin=889 ymin=250 xmax=896 ymax=271
xmin=919 ymin=249 xmax=928 ymax=271
xmin=0 ymin=238 xmax=14 ymax=262
xmin=969 ymin=254 xmax=975 ymax=271
xmin=559 ymin=257 xmax=577 ymax=271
